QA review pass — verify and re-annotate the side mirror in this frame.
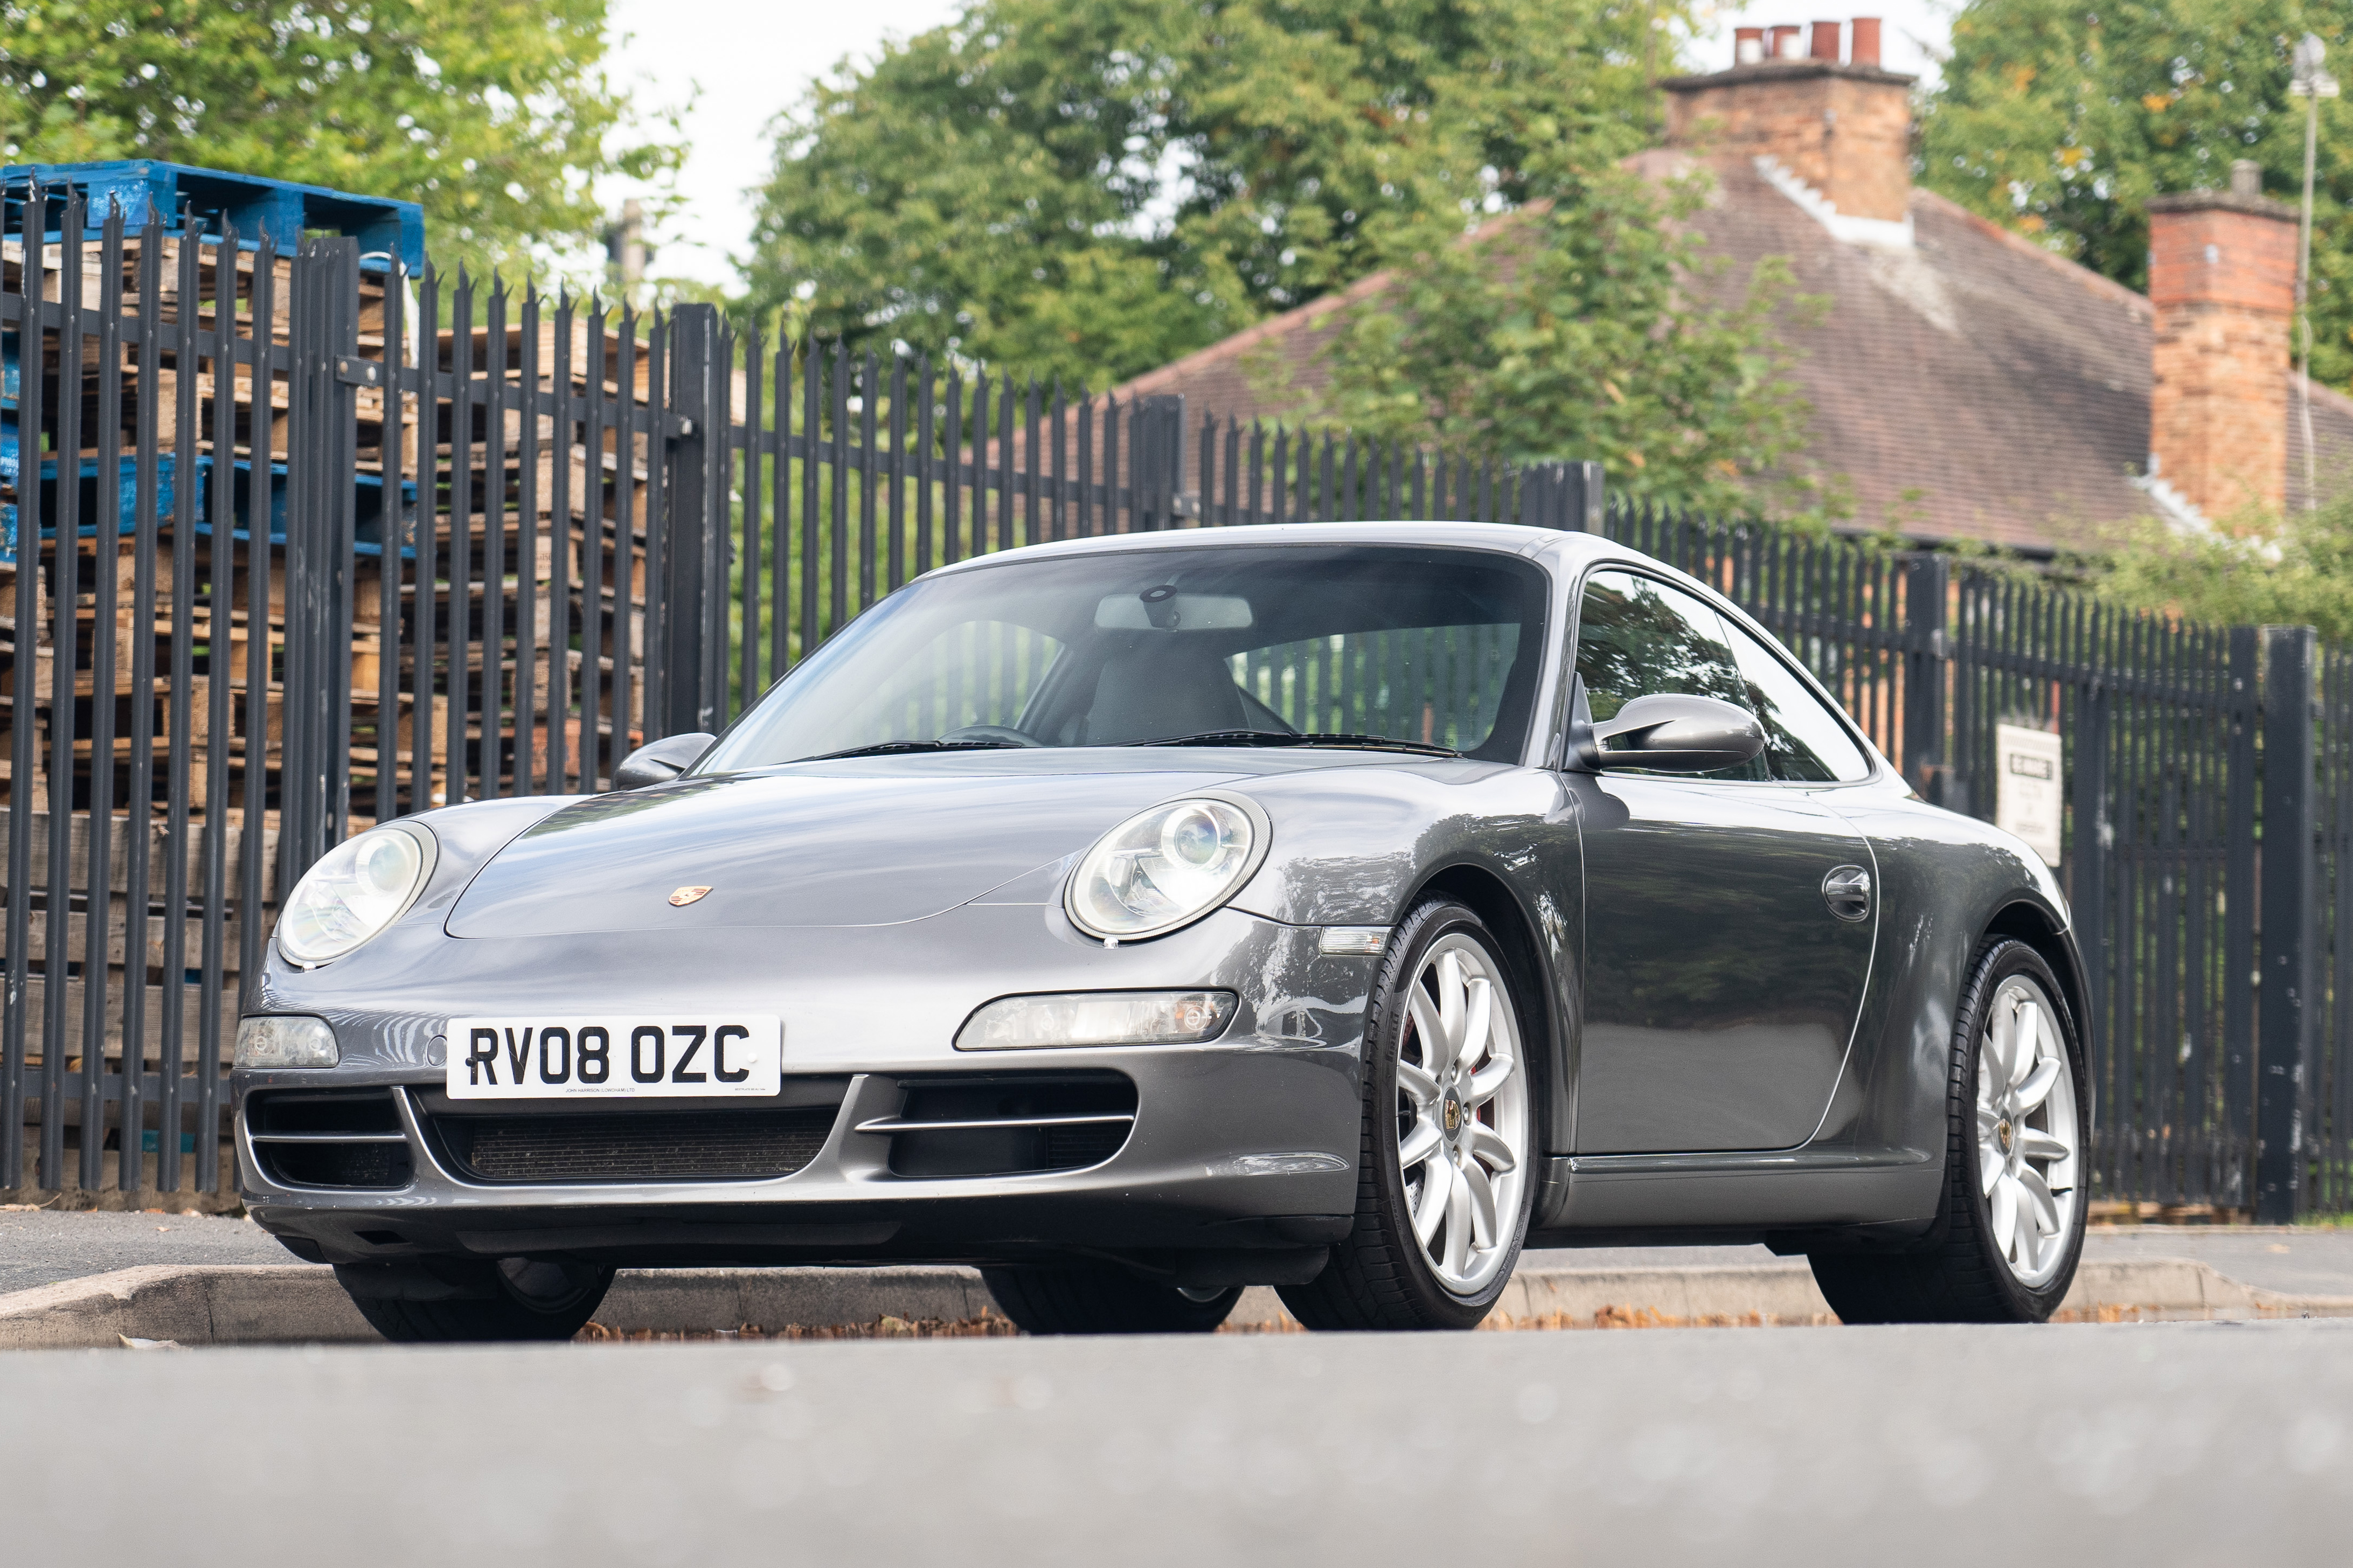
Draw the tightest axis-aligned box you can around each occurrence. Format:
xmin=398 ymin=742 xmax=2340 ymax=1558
xmin=1586 ymin=693 xmax=1764 ymax=775
xmin=614 ymin=731 xmax=716 ymax=790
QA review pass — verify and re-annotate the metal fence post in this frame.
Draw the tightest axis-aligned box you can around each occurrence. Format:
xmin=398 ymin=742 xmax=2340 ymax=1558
xmin=1902 ymin=553 xmax=1950 ymax=797
xmin=1561 ymin=461 xmax=1604 ymax=531
xmin=2071 ymin=677 xmax=2112 ymax=1065
xmin=2258 ymin=626 xmax=2320 ymax=1221
xmin=281 ymin=238 xmax=361 ymax=892
xmin=2224 ymin=626 xmax=2261 ymax=1206
xmin=1135 ymin=396 xmax=1184 ymax=529
xmin=664 ymin=304 xmax=718 ymax=734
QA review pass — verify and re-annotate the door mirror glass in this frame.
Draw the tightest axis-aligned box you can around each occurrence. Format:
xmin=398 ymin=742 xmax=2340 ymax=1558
xmin=614 ymin=732 xmax=716 ymax=789
xmin=1590 ymin=693 xmax=1766 ymax=774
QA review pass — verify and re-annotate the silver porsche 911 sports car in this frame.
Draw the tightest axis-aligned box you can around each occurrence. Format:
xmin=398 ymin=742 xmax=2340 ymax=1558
xmin=237 ymin=522 xmax=2091 ymax=1340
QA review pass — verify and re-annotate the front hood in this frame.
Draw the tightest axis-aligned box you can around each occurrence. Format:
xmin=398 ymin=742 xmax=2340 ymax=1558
xmin=443 ymin=759 xmax=1250 ymax=936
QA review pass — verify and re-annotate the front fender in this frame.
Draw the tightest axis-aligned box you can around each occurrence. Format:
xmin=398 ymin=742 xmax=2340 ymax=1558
xmin=1226 ymin=761 xmax=1583 ymax=1154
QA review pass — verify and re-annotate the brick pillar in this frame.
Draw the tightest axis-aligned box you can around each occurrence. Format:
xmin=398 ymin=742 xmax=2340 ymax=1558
xmin=2147 ymin=188 xmax=2298 ymax=518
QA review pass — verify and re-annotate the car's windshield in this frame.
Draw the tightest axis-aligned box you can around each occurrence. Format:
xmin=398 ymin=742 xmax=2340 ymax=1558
xmin=698 ymin=544 xmax=1551 ymax=769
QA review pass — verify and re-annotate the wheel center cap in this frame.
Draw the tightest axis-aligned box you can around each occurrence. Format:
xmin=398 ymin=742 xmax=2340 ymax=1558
xmin=1996 ymin=1119 xmax=2014 ymax=1155
xmin=1442 ymin=1096 xmax=1462 ymax=1137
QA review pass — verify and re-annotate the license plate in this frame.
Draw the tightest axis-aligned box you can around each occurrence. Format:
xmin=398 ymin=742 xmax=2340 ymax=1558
xmin=444 ymin=1016 xmax=782 ymax=1100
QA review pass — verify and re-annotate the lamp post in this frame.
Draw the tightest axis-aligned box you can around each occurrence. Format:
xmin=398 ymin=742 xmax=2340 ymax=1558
xmin=2291 ymin=33 xmax=2338 ymax=511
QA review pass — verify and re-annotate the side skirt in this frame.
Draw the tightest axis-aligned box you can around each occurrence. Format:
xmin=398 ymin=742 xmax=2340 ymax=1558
xmin=1533 ymin=1148 xmax=1942 ymax=1234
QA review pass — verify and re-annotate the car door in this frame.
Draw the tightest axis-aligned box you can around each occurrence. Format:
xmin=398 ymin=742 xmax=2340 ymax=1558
xmin=1570 ymin=570 xmax=1878 ymax=1153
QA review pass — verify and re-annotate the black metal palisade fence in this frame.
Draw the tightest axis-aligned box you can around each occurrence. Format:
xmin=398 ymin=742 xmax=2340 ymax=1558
xmin=2 ymin=193 xmax=2347 ymax=1217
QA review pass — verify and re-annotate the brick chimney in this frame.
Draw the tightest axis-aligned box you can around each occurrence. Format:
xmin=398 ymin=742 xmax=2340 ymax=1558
xmin=2146 ymin=162 xmax=2299 ymax=518
xmin=1659 ymin=18 xmax=1915 ymax=237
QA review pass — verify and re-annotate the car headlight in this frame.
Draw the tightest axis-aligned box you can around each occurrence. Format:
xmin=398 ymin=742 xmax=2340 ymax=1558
xmin=957 ymin=990 xmax=1239 ymax=1050
xmin=1065 ymin=796 xmax=1268 ymax=941
xmin=236 ymin=1015 xmax=339 ymax=1068
xmin=276 ymin=824 xmax=436 ymax=967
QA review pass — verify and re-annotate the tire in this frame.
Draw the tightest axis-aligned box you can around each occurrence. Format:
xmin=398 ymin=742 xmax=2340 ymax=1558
xmin=1811 ymin=938 xmax=2089 ymax=1324
xmin=342 ymin=1257 xmax=616 ymax=1344
xmin=980 ymin=1266 xmax=1241 ymax=1334
xmin=1280 ymin=897 xmax=1538 ymax=1331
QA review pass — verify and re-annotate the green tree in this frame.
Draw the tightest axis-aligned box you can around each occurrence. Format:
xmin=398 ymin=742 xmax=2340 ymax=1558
xmin=2080 ymin=496 xmax=2353 ymax=640
xmin=745 ymin=0 xmax=1686 ymax=388
xmin=1310 ymin=159 xmax=1822 ymax=516
xmin=1920 ymin=0 xmax=2353 ymax=385
xmin=0 ymin=1 xmax=677 ymax=276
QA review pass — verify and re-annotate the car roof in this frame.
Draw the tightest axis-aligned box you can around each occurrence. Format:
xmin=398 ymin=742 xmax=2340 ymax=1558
xmin=920 ymin=519 xmax=1628 ymax=575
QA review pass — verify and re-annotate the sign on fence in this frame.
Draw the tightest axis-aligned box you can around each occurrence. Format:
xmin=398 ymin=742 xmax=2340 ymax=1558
xmin=1994 ymin=723 xmax=2064 ymax=867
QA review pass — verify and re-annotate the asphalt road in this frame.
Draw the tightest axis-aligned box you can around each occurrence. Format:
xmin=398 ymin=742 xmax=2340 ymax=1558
xmin=10 ymin=1206 xmax=2353 ymax=1300
xmin=6 ymin=1320 xmax=2347 ymax=1564
xmin=0 ymin=1207 xmax=289 ymax=1294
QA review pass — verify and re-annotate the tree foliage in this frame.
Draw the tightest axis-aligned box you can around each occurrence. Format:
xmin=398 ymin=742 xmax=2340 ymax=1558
xmin=2079 ymin=496 xmax=2353 ymax=641
xmin=746 ymin=0 xmax=1685 ymax=388
xmin=1310 ymin=161 xmax=1821 ymax=516
xmin=1920 ymin=0 xmax=2353 ymax=385
xmin=0 ymin=1 xmax=676 ymax=276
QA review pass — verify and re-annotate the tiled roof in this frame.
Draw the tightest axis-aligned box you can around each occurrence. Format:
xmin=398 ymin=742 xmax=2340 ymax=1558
xmin=1111 ymin=155 xmax=2353 ymax=553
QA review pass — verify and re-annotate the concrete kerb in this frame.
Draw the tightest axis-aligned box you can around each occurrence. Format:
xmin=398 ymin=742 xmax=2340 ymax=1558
xmin=4 ymin=1257 xmax=2349 ymax=1349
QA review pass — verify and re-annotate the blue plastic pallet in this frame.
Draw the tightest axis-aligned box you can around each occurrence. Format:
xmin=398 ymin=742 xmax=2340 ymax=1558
xmin=1 ymin=161 xmax=424 ymax=273
xmin=0 ymin=449 xmax=414 ymax=565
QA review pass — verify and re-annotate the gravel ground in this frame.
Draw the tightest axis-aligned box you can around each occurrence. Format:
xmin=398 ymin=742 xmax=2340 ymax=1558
xmin=1525 ymin=1227 xmax=2353 ymax=1297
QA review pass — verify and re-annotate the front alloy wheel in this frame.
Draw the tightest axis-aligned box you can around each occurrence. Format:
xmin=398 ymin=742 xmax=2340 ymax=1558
xmin=1283 ymin=898 xmax=1535 ymax=1330
xmin=1395 ymin=933 xmax=1529 ymax=1296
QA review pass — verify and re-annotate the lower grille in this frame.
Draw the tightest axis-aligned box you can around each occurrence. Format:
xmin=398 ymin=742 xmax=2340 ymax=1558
xmin=246 ymin=1089 xmax=412 ymax=1190
xmin=435 ymin=1107 xmax=838 ymax=1183
xmin=1043 ymin=1120 xmax=1130 ymax=1169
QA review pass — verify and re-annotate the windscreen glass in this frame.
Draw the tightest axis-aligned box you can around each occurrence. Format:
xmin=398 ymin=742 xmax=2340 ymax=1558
xmin=698 ymin=545 xmax=1550 ymax=768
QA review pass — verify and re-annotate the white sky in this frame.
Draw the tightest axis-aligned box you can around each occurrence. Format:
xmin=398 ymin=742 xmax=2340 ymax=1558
xmin=601 ymin=0 xmax=1955 ymax=289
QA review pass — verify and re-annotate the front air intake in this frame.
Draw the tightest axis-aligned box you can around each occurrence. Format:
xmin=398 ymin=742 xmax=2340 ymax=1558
xmin=246 ymin=1089 xmax=413 ymax=1190
xmin=860 ymin=1072 xmax=1137 ymax=1178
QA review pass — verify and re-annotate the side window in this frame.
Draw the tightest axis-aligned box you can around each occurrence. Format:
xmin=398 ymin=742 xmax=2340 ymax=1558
xmin=1575 ymin=571 xmax=1759 ymax=778
xmin=1723 ymin=620 xmax=1874 ymax=783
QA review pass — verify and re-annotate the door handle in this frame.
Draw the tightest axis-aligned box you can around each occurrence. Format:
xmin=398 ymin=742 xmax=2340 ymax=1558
xmin=1821 ymin=865 xmax=1871 ymax=922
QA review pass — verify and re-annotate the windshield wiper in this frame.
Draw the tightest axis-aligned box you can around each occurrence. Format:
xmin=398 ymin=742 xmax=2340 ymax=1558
xmin=1131 ymin=729 xmax=1462 ymax=759
xmin=799 ymin=739 xmax=1025 ymax=762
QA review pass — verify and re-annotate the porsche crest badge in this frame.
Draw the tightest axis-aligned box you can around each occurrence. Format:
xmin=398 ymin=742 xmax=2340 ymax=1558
xmin=668 ymin=885 xmax=712 ymax=907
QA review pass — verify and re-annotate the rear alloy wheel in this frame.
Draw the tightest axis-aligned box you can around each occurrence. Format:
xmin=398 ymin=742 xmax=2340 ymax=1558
xmin=1974 ymin=970 xmax=2084 ymax=1288
xmin=980 ymin=1266 xmax=1241 ymax=1334
xmin=1282 ymin=898 xmax=1535 ymax=1331
xmin=341 ymin=1257 xmax=616 ymax=1344
xmin=1811 ymin=938 xmax=2088 ymax=1323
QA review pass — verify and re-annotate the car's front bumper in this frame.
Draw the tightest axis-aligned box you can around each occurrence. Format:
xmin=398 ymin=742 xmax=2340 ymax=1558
xmin=237 ymin=906 xmax=1374 ymax=1273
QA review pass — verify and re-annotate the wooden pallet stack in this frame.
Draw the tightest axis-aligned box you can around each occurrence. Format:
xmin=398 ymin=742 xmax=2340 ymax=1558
xmin=378 ymin=311 xmax=656 ymax=804
xmin=3 ymin=231 xmax=403 ymax=822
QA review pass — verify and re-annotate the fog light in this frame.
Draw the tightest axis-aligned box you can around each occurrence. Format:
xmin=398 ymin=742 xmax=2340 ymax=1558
xmin=955 ymin=990 xmax=1238 ymax=1051
xmin=236 ymin=1015 xmax=339 ymax=1069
